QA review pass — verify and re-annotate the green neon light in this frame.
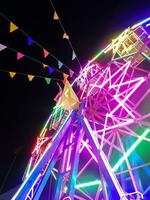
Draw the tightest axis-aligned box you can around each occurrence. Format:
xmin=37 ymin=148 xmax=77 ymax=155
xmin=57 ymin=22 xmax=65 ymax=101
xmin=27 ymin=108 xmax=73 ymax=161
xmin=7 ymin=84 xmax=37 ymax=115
xmin=75 ymin=180 xmax=101 ymax=189
xmin=89 ymin=44 xmax=112 ymax=63
xmin=40 ymin=114 xmax=51 ymax=137
xmin=90 ymin=50 xmax=104 ymax=63
xmin=113 ymin=129 xmax=150 ymax=172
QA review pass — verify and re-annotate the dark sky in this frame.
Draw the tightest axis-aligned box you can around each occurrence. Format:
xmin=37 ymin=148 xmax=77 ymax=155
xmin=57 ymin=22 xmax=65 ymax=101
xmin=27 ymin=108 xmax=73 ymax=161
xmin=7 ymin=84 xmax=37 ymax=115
xmin=0 ymin=0 xmax=150 ymax=193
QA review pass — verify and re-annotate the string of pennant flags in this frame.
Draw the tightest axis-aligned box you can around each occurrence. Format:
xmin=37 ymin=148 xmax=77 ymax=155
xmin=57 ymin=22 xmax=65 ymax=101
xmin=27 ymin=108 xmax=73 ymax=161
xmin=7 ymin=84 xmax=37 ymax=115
xmin=10 ymin=20 xmax=77 ymax=63
xmin=0 ymin=12 xmax=78 ymax=76
xmin=0 ymin=43 xmax=74 ymax=78
xmin=0 ymin=68 xmax=65 ymax=84
xmin=50 ymin=0 xmax=82 ymax=69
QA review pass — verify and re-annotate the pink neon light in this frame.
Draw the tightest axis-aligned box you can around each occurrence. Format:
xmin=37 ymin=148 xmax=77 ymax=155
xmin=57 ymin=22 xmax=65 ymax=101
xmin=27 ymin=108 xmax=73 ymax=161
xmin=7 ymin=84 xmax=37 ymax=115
xmin=79 ymin=139 xmax=89 ymax=153
xmin=100 ymin=61 xmax=131 ymax=89
xmin=96 ymin=118 xmax=134 ymax=133
xmin=110 ymin=78 xmax=144 ymax=115
xmin=66 ymin=133 xmax=74 ymax=171
xmin=81 ymin=139 xmax=97 ymax=162
xmin=32 ymin=137 xmax=49 ymax=155
xmin=63 ymin=197 xmax=71 ymax=200
xmin=114 ymin=96 xmax=135 ymax=118
xmin=87 ymin=67 xmax=110 ymax=96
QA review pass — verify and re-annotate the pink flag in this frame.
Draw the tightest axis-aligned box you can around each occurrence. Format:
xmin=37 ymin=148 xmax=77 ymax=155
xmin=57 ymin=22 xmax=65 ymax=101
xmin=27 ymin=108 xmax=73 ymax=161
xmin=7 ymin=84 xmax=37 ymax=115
xmin=17 ymin=52 xmax=24 ymax=60
xmin=69 ymin=69 xmax=74 ymax=77
xmin=43 ymin=49 xmax=49 ymax=58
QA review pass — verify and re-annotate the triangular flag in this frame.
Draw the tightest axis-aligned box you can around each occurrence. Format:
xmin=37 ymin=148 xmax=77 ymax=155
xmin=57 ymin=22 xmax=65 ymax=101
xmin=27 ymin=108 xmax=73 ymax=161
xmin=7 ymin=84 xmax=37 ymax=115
xmin=45 ymin=78 xmax=51 ymax=85
xmin=0 ymin=44 xmax=7 ymax=51
xmin=27 ymin=75 xmax=34 ymax=81
xmin=63 ymin=73 xmax=69 ymax=84
xmin=63 ymin=32 xmax=69 ymax=40
xmin=54 ymin=83 xmax=62 ymax=102
xmin=9 ymin=72 xmax=16 ymax=78
xmin=72 ymin=50 xmax=76 ymax=60
xmin=27 ymin=37 xmax=33 ymax=46
xmin=69 ymin=69 xmax=74 ymax=77
xmin=53 ymin=11 xmax=59 ymax=20
xmin=59 ymin=80 xmax=79 ymax=111
xmin=58 ymin=60 xmax=63 ymax=69
xmin=43 ymin=49 xmax=49 ymax=58
xmin=43 ymin=64 xmax=48 ymax=68
xmin=48 ymin=67 xmax=55 ymax=75
xmin=10 ymin=22 xmax=18 ymax=33
xmin=17 ymin=52 xmax=24 ymax=60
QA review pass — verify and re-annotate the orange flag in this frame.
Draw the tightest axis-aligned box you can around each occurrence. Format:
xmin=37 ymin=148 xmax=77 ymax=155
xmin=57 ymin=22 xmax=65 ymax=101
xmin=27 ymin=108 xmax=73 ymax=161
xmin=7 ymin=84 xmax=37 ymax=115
xmin=27 ymin=75 xmax=34 ymax=81
xmin=9 ymin=72 xmax=16 ymax=78
xmin=10 ymin=22 xmax=18 ymax=33
xmin=63 ymin=32 xmax=69 ymax=40
xmin=63 ymin=73 xmax=69 ymax=84
xmin=53 ymin=11 xmax=59 ymax=20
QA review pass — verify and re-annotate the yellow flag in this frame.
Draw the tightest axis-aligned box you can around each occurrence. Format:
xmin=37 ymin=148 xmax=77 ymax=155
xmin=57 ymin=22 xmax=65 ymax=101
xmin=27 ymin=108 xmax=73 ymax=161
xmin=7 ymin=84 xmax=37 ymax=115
xmin=9 ymin=72 xmax=16 ymax=78
xmin=53 ymin=11 xmax=59 ymax=20
xmin=27 ymin=75 xmax=34 ymax=81
xmin=59 ymin=80 xmax=79 ymax=111
xmin=43 ymin=64 xmax=48 ymax=68
xmin=10 ymin=22 xmax=18 ymax=33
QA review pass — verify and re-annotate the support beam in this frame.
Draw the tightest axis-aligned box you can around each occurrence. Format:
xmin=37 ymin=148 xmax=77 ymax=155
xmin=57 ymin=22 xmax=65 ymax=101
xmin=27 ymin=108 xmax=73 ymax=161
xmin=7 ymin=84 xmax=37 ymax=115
xmin=67 ymin=124 xmax=83 ymax=199
xmin=80 ymin=115 xmax=127 ymax=200
xmin=12 ymin=110 xmax=77 ymax=200
xmin=113 ymin=129 xmax=150 ymax=172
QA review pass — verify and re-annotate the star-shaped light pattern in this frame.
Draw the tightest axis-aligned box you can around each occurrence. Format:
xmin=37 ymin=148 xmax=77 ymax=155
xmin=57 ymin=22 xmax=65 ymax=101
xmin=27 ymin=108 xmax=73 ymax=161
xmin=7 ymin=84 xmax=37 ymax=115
xmin=86 ymin=61 xmax=144 ymax=146
xmin=77 ymin=61 xmax=144 ymax=136
xmin=75 ymin=59 xmax=150 ymax=193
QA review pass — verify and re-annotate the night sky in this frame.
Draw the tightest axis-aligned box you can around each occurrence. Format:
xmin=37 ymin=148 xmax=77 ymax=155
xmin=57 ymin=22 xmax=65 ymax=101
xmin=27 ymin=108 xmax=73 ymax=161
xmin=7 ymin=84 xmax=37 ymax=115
xmin=0 ymin=0 xmax=150 ymax=194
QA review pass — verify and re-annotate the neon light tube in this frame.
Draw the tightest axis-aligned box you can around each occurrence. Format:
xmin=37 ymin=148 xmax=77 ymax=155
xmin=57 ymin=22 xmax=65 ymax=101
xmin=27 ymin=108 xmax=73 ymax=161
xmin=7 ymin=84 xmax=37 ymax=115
xmin=75 ymin=180 xmax=101 ymax=189
xmin=81 ymin=139 xmax=97 ymax=162
xmin=40 ymin=114 xmax=51 ymax=137
xmin=142 ymin=52 xmax=150 ymax=61
xmin=113 ymin=129 xmax=150 ymax=172
xmin=89 ymin=44 xmax=112 ymax=63
xmin=25 ymin=157 xmax=33 ymax=179
xmin=132 ymin=17 xmax=150 ymax=29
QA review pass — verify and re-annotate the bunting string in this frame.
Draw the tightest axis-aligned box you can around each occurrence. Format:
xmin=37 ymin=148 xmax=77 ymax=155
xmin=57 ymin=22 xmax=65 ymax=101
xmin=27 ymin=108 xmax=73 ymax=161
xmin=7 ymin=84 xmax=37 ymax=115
xmin=0 ymin=42 xmax=70 ymax=76
xmin=0 ymin=12 xmax=77 ymax=75
xmin=49 ymin=0 xmax=82 ymax=69
xmin=0 ymin=68 xmax=63 ymax=84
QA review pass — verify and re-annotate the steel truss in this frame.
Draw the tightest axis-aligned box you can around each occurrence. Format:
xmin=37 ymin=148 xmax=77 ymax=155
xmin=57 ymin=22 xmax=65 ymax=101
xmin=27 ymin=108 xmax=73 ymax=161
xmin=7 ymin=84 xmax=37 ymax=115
xmin=12 ymin=17 xmax=150 ymax=200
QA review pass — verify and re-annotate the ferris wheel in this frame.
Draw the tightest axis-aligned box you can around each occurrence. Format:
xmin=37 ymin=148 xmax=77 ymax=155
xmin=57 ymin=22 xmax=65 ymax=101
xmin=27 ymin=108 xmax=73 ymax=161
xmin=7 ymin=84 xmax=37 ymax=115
xmin=10 ymin=17 xmax=150 ymax=200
